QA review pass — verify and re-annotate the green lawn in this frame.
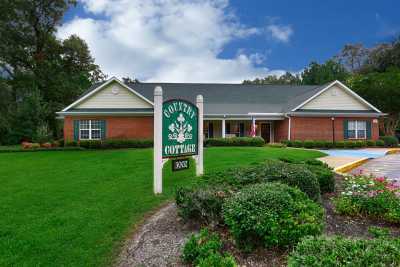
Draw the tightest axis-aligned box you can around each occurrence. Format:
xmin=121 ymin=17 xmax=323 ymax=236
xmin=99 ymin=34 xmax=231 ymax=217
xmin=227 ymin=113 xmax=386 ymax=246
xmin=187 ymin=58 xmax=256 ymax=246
xmin=0 ymin=147 xmax=325 ymax=266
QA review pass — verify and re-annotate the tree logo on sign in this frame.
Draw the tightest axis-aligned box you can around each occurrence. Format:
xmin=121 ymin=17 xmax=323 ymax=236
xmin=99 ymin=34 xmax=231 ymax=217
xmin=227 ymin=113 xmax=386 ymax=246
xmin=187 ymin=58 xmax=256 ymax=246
xmin=168 ymin=113 xmax=193 ymax=143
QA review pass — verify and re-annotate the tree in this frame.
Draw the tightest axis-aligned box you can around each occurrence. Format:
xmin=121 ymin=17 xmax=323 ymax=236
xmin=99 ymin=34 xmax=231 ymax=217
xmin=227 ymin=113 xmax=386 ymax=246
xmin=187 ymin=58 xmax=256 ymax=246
xmin=336 ymin=43 xmax=368 ymax=72
xmin=348 ymin=68 xmax=400 ymax=136
xmin=122 ymin=77 xmax=140 ymax=84
xmin=243 ymin=72 xmax=301 ymax=85
xmin=0 ymin=0 xmax=105 ymax=143
xmin=301 ymin=60 xmax=350 ymax=85
xmin=362 ymin=38 xmax=400 ymax=73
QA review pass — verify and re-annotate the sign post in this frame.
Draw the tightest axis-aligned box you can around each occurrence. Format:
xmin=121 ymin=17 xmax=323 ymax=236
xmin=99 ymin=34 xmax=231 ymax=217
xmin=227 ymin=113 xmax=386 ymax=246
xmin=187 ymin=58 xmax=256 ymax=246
xmin=153 ymin=86 xmax=163 ymax=194
xmin=153 ymin=86 xmax=203 ymax=194
xmin=196 ymin=95 xmax=204 ymax=176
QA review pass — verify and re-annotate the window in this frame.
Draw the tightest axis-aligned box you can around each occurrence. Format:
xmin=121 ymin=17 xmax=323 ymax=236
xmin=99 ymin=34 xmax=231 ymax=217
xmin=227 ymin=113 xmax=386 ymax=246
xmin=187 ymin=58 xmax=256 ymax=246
xmin=79 ymin=120 xmax=102 ymax=140
xmin=347 ymin=120 xmax=366 ymax=139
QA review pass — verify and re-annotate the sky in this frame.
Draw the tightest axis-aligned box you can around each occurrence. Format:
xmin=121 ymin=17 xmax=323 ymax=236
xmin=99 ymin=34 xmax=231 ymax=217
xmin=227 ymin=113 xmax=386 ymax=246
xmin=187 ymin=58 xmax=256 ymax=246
xmin=61 ymin=0 xmax=400 ymax=83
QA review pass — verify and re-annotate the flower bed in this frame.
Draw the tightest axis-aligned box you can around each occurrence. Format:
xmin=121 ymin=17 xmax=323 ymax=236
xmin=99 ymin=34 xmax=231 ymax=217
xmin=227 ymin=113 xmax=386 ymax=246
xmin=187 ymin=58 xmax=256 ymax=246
xmin=334 ymin=174 xmax=400 ymax=223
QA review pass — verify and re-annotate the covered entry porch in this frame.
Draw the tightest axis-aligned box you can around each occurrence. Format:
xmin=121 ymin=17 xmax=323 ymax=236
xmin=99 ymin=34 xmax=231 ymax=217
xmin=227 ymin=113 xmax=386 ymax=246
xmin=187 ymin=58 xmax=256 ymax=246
xmin=203 ymin=117 xmax=279 ymax=143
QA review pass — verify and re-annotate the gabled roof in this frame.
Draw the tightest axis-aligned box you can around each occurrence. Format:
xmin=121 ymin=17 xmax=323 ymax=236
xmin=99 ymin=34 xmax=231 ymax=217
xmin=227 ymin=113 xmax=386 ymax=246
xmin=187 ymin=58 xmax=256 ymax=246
xmin=59 ymin=78 xmax=383 ymax=116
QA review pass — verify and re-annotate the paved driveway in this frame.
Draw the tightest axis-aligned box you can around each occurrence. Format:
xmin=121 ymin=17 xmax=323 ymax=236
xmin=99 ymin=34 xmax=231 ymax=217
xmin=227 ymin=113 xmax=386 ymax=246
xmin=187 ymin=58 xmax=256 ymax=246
xmin=351 ymin=153 xmax=400 ymax=181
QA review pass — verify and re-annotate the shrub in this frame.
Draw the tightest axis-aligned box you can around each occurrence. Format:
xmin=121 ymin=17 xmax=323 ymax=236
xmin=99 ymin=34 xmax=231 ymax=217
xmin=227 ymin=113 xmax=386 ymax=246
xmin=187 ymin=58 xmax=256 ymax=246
xmin=65 ymin=141 xmax=78 ymax=147
xmin=366 ymin=140 xmax=375 ymax=147
xmin=175 ymin=184 xmax=232 ymax=225
xmin=281 ymin=140 xmax=292 ymax=147
xmin=288 ymin=236 xmax=400 ymax=267
xmin=344 ymin=141 xmax=356 ymax=148
xmin=292 ymin=140 xmax=303 ymax=148
xmin=375 ymin=139 xmax=385 ymax=147
xmin=66 ymin=139 xmax=153 ymax=149
xmin=182 ymin=228 xmax=222 ymax=265
xmin=205 ymin=137 xmax=264 ymax=147
xmin=323 ymin=141 xmax=334 ymax=149
xmin=257 ymin=160 xmax=321 ymax=201
xmin=380 ymin=136 xmax=399 ymax=147
xmin=306 ymin=164 xmax=335 ymax=193
xmin=335 ymin=141 xmax=345 ymax=148
xmin=105 ymin=139 xmax=153 ymax=148
xmin=197 ymin=253 xmax=237 ymax=267
xmin=334 ymin=175 xmax=400 ymax=223
xmin=223 ymin=183 xmax=324 ymax=251
xmin=265 ymin=142 xmax=286 ymax=148
xmin=79 ymin=140 xmax=103 ymax=149
xmin=182 ymin=228 xmax=237 ymax=266
xmin=31 ymin=143 xmax=40 ymax=149
xmin=303 ymin=140 xmax=315 ymax=148
xmin=313 ymin=140 xmax=324 ymax=148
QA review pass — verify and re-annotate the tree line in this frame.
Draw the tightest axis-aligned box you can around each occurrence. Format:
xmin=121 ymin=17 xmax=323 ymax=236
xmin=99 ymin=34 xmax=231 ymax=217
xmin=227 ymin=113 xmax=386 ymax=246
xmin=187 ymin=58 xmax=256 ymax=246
xmin=243 ymin=39 xmax=400 ymax=136
xmin=0 ymin=0 xmax=106 ymax=145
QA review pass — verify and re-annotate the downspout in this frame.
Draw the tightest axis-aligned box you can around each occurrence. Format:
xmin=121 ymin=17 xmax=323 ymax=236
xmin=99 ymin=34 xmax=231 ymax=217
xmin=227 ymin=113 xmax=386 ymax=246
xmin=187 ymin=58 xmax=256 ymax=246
xmin=285 ymin=114 xmax=291 ymax=141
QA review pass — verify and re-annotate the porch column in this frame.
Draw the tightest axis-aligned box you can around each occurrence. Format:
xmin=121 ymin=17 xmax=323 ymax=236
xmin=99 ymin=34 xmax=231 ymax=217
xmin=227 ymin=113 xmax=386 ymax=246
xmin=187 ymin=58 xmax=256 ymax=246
xmin=251 ymin=117 xmax=256 ymax=137
xmin=222 ymin=119 xmax=226 ymax=138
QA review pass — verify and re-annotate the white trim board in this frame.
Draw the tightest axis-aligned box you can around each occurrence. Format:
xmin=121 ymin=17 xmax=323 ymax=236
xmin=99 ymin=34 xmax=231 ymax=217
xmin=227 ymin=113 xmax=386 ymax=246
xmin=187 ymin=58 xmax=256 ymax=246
xmin=291 ymin=80 xmax=382 ymax=113
xmin=61 ymin=77 xmax=154 ymax=112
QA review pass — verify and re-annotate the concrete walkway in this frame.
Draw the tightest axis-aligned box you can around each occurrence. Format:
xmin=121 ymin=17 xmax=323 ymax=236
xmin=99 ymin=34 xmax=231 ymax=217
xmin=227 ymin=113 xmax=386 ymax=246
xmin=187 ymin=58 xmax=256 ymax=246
xmin=318 ymin=148 xmax=396 ymax=173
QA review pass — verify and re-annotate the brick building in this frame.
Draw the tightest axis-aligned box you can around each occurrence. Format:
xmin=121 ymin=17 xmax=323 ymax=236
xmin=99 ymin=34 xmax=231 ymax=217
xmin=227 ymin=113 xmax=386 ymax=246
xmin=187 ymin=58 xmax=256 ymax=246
xmin=58 ymin=78 xmax=384 ymax=143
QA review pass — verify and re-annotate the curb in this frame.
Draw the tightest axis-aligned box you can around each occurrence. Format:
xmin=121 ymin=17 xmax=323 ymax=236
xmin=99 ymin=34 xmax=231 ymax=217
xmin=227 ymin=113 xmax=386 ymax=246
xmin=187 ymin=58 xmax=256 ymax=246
xmin=334 ymin=157 xmax=370 ymax=174
xmin=386 ymin=148 xmax=400 ymax=155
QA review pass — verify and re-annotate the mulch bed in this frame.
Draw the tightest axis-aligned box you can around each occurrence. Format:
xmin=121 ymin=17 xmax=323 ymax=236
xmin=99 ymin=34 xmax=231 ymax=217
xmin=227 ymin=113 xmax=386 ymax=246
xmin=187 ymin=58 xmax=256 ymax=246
xmin=116 ymin=174 xmax=400 ymax=267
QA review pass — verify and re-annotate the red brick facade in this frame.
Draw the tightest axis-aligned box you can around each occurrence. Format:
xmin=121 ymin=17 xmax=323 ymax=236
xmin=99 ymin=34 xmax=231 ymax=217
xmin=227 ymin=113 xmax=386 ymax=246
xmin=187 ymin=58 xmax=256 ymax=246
xmin=274 ymin=116 xmax=379 ymax=142
xmin=64 ymin=116 xmax=153 ymax=141
xmin=64 ymin=115 xmax=380 ymax=142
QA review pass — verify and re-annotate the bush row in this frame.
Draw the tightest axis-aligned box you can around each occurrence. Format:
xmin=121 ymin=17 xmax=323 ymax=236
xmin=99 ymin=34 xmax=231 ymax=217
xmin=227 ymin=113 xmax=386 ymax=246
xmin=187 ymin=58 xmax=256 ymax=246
xmin=282 ymin=139 xmax=386 ymax=149
xmin=205 ymin=137 xmax=265 ymax=147
xmin=65 ymin=139 xmax=153 ymax=149
xmin=288 ymin=236 xmax=400 ymax=267
xmin=176 ymin=159 xmax=333 ymax=226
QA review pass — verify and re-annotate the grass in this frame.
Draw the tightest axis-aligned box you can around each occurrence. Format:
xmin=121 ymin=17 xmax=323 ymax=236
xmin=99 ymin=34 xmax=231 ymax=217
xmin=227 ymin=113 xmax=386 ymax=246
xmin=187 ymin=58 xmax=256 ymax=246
xmin=0 ymin=147 xmax=325 ymax=266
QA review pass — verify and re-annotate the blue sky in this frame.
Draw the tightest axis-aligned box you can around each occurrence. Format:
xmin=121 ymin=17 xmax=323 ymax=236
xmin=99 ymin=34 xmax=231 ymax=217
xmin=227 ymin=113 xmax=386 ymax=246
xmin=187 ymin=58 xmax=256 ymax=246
xmin=61 ymin=0 xmax=400 ymax=82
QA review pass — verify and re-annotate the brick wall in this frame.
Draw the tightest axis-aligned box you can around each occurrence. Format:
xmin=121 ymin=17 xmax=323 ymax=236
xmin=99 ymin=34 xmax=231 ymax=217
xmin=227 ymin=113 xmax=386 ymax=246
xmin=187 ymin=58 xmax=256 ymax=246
xmin=274 ymin=119 xmax=289 ymax=142
xmin=64 ymin=116 xmax=153 ymax=141
xmin=290 ymin=117 xmax=379 ymax=141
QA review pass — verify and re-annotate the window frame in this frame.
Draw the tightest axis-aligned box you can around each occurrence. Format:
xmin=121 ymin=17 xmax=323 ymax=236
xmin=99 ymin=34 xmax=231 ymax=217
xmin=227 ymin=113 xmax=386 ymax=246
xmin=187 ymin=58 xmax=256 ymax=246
xmin=79 ymin=120 xmax=102 ymax=140
xmin=347 ymin=120 xmax=367 ymax=140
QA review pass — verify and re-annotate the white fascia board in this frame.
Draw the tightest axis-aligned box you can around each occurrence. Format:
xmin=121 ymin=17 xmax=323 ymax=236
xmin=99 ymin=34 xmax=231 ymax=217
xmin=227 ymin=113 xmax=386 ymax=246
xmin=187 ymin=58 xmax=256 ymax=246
xmin=56 ymin=111 xmax=154 ymax=116
xmin=291 ymin=80 xmax=382 ymax=113
xmin=61 ymin=77 xmax=154 ymax=112
xmin=288 ymin=112 xmax=385 ymax=117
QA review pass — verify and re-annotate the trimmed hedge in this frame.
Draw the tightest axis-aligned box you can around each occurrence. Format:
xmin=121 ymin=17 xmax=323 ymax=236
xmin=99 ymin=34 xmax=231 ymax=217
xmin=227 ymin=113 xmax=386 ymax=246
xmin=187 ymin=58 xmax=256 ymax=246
xmin=288 ymin=236 xmax=400 ymax=267
xmin=205 ymin=137 xmax=264 ymax=147
xmin=66 ymin=139 xmax=153 ymax=149
xmin=223 ymin=183 xmax=324 ymax=250
xmin=380 ymin=136 xmax=399 ymax=147
xmin=283 ymin=139 xmax=388 ymax=149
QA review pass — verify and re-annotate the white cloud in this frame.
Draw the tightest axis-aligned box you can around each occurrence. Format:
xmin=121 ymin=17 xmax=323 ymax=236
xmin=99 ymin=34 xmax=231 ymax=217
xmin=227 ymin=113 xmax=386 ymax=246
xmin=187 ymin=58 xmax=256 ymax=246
xmin=58 ymin=0 xmax=287 ymax=82
xmin=266 ymin=24 xmax=293 ymax=43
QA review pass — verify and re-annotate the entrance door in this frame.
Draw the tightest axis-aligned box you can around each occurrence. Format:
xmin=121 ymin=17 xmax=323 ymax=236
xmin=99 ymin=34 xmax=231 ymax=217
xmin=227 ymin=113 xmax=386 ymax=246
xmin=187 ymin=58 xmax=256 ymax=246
xmin=260 ymin=123 xmax=270 ymax=143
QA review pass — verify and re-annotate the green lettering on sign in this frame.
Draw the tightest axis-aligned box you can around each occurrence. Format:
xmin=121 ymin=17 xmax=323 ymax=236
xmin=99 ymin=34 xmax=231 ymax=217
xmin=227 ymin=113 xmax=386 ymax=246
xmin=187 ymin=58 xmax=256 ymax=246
xmin=162 ymin=99 xmax=198 ymax=158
